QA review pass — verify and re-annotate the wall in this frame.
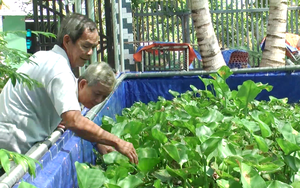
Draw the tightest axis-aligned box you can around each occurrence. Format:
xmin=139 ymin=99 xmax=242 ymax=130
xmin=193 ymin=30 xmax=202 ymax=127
xmin=115 ymin=0 xmax=135 ymax=71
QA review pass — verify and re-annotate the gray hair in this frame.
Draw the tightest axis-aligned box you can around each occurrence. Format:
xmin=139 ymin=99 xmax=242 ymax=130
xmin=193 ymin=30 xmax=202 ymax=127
xmin=56 ymin=13 xmax=97 ymax=47
xmin=79 ymin=62 xmax=116 ymax=88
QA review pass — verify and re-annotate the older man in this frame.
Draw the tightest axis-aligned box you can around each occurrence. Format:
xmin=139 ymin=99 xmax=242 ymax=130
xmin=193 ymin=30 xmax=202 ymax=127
xmin=58 ymin=62 xmax=116 ymax=154
xmin=0 ymin=13 xmax=138 ymax=164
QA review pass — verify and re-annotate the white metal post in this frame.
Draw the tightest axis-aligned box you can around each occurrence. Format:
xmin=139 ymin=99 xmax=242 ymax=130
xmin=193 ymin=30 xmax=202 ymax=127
xmin=118 ymin=0 xmax=125 ymax=72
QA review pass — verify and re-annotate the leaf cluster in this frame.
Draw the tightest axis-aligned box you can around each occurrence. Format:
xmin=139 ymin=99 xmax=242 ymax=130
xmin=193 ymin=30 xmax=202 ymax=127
xmin=75 ymin=66 xmax=300 ymax=188
xmin=0 ymin=149 xmax=41 ymax=178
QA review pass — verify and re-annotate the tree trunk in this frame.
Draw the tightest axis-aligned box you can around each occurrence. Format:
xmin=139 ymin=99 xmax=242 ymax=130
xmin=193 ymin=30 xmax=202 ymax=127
xmin=190 ymin=0 xmax=226 ymax=71
xmin=260 ymin=0 xmax=287 ymax=67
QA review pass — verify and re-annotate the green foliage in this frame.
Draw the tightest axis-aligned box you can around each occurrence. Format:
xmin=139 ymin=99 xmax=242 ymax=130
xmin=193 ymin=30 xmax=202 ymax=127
xmin=18 ymin=181 xmax=37 ymax=188
xmin=0 ymin=149 xmax=41 ymax=178
xmin=76 ymin=65 xmax=300 ymax=187
xmin=0 ymin=31 xmax=55 ymax=90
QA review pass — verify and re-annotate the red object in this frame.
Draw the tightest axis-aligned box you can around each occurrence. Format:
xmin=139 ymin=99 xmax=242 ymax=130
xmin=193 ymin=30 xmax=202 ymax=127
xmin=133 ymin=42 xmax=198 ymax=65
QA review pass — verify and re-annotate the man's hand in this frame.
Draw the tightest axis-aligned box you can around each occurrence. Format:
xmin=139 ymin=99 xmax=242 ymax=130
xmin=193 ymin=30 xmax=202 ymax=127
xmin=96 ymin=144 xmax=116 ymax=155
xmin=114 ymin=140 xmax=138 ymax=164
xmin=61 ymin=110 xmax=139 ymax=164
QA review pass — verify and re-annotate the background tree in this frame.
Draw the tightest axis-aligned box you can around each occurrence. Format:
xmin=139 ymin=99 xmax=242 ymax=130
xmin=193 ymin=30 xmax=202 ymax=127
xmin=190 ymin=0 xmax=226 ymax=70
xmin=260 ymin=0 xmax=287 ymax=67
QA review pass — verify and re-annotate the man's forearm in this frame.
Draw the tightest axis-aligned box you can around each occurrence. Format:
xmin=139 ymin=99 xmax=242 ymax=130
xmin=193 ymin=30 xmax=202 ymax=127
xmin=62 ymin=110 xmax=121 ymax=147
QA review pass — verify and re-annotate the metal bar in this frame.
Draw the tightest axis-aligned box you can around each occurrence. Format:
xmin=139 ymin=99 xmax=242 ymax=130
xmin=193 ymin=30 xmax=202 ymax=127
xmin=226 ymin=0 xmax=229 ymax=47
xmin=296 ymin=0 xmax=299 ymax=34
xmin=52 ymin=0 xmax=57 ymax=40
xmin=45 ymin=0 xmax=51 ymax=49
xmin=221 ymin=0 xmax=224 ymax=47
xmin=236 ymin=0 xmax=239 ymax=47
xmin=33 ymin=0 xmax=39 ymax=51
xmin=118 ymin=0 xmax=125 ymax=71
xmin=156 ymin=1 xmax=160 ymax=41
xmin=231 ymin=0 xmax=234 ymax=47
xmin=58 ymin=0 xmax=64 ymax=20
xmin=39 ymin=0 xmax=45 ymax=50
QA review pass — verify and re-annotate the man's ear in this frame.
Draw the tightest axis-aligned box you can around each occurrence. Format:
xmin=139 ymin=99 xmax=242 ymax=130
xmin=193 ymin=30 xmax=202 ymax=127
xmin=78 ymin=79 xmax=88 ymax=91
xmin=62 ymin=35 xmax=71 ymax=47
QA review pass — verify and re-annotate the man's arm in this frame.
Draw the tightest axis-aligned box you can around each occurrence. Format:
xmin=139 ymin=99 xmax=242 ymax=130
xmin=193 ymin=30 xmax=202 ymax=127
xmin=61 ymin=110 xmax=138 ymax=164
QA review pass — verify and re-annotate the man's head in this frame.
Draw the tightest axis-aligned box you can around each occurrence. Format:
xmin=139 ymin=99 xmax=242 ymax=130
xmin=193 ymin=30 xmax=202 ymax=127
xmin=57 ymin=13 xmax=99 ymax=68
xmin=78 ymin=62 xmax=116 ymax=109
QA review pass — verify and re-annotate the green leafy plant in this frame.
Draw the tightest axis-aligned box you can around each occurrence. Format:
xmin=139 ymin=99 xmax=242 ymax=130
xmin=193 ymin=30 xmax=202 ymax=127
xmin=0 ymin=149 xmax=41 ymax=177
xmin=75 ymin=66 xmax=300 ymax=188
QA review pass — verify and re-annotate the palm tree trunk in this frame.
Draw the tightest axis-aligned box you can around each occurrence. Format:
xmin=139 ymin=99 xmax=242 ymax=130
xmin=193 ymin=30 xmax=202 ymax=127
xmin=190 ymin=0 xmax=226 ymax=71
xmin=260 ymin=0 xmax=287 ymax=67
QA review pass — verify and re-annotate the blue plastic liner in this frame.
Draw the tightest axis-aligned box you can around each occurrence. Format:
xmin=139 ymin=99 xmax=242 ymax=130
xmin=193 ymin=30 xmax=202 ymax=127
xmin=14 ymin=71 xmax=300 ymax=187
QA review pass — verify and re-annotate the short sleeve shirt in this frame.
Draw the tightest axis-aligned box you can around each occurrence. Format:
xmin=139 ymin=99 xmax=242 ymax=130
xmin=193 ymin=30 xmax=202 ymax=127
xmin=0 ymin=45 xmax=81 ymax=154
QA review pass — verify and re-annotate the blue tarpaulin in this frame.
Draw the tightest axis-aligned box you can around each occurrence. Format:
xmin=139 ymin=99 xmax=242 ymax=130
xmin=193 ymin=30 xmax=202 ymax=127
xmin=14 ymin=71 xmax=300 ymax=187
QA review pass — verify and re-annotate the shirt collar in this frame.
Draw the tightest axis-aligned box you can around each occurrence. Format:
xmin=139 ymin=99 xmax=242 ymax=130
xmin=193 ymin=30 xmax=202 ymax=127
xmin=51 ymin=45 xmax=72 ymax=69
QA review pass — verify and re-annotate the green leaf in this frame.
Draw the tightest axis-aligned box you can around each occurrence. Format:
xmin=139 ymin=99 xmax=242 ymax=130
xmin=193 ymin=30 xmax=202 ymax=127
xmin=169 ymin=89 xmax=180 ymax=97
xmin=267 ymin=180 xmax=293 ymax=188
xmin=217 ymin=65 xmax=233 ymax=80
xmin=198 ymin=76 xmax=212 ymax=90
xmin=117 ymin=175 xmax=143 ymax=188
xmin=291 ymin=181 xmax=300 ymax=188
xmin=240 ymin=162 xmax=267 ymax=188
xmin=235 ymin=81 xmax=271 ymax=114
xmin=184 ymin=104 xmax=204 ymax=117
xmin=137 ymin=158 xmax=160 ymax=173
xmin=183 ymin=137 xmax=200 ymax=149
xmin=151 ymin=125 xmax=168 ymax=144
xmin=190 ymin=85 xmax=198 ymax=93
xmin=254 ymin=161 xmax=284 ymax=173
xmin=18 ymin=181 xmax=37 ymax=188
xmin=195 ymin=125 xmax=213 ymax=143
xmin=253 ymin=135 xmax=268 ymax=152
xmin=166 ymin=165 xmax=199 ymax=180
xmin=163 ymin=143 xmax=188 ymax=167
xmin=198 ymin=108 xmax=224 ymax=123
xmin=0 ymin=149 xmax=10 ymax=174
xmin=75 ymin=161 xmax=107 ymax=188
xmin=274 ymin=119 xmax=297 ymax=144
xmin=217 ymin=179 xmax=242 ymax=188
xmin=250 ymin=111 xmax=272 ymax=138
xmin=283 ymin=155 xmax=300 ymax=172
xmin=238 ymin=118 xmax=260 ymax=133
xmin=111 ymin=121 xmax=127 ymax=137
xmin=201 ymin=137 xmax=222 ymax=157
xmin=103 ymin=151 xmax=129 ymax=164
xmin=123 ymin=120 xmax=144 ymax=136
xmin=153 ymin=169 xmax=172 ymax=183
xmin=101 ymin=116 xmax=116 ymax=131
xmin=276 ymin=138 xmax=300 ymax=155
xmin=154 ymin=179 xmax=161 ymax=188
xmin=217 ymin=139 xmax=237 ymax=159
xmin=104 ymin=184 xmax=121 ymax=188
xmin=12 ymin=154 xmax=28 ymax=172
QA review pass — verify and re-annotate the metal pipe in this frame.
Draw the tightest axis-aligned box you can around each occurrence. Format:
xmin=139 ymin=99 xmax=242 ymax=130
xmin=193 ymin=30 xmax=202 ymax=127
xmin=124 ymin=65 xmax=300 ymax=78
xmin=0 ymin=129 xmax=64 ymax=188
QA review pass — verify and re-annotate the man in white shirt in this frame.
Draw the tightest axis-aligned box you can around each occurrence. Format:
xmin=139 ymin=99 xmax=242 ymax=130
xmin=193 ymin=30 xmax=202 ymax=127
xmin=0 ymin=13 xmax=138 ymax=164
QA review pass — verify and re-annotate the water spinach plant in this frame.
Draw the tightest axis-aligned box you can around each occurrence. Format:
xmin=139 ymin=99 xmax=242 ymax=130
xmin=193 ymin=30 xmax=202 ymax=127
xmin=75 ymin=66 xmax=300 ymax=188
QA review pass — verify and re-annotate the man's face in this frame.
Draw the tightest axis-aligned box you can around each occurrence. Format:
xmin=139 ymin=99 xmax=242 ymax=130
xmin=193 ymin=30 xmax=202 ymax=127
xmin=64 ymin=28 xmax=99 ymax=68
xmin=78 ymin=79 xmax=113 ymax=109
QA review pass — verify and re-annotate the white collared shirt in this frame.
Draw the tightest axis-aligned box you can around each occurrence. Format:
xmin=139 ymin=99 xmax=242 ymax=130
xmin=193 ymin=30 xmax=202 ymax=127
xmin=0 ymin=45 xmax=81 ymax=154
